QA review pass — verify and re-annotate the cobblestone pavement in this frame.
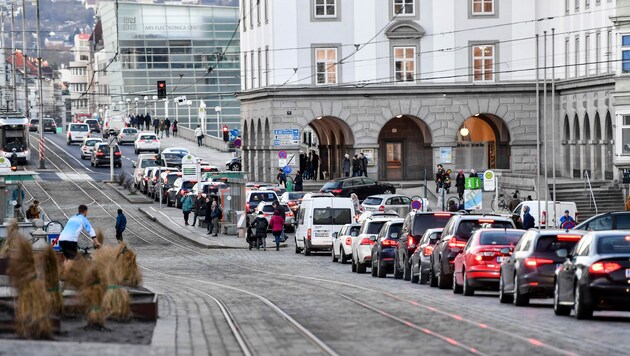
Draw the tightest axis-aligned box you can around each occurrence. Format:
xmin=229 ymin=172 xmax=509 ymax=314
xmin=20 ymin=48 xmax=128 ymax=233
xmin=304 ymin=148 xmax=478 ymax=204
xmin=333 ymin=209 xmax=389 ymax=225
xmin=4 ymin=136 xmax=630 ymax=356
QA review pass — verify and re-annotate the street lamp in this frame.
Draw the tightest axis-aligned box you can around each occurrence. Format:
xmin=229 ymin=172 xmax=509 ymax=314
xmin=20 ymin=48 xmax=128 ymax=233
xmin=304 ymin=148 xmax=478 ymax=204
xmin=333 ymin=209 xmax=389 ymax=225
xmin=143 ymin=95 xmax=148 ymax=115
xmin=186 ymin=100 xmax=192 ymax=129
xmin=152 ymin=95 xmax=158 ymax=120
xmin=98 ymin=108 xmax=103 ymax=124
xmin=459 ymin=126 xmax=469 ymax=137
xmin=125 ymin=98 xmax=131 ymax=115
xmin=134 ymin=97 xmax=139 ymax=115
xmin=214 ymin=106 xmax=222 ymax=137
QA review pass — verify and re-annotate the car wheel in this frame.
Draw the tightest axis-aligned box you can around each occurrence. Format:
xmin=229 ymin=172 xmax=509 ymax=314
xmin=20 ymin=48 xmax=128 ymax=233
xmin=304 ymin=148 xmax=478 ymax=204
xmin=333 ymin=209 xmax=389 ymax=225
xmin=135 ymin=149 xmax=139 ymax=154
xmin=304 ymin=242 xmax=311 ymax=256
xmin=232 ymin=163 xmax=241 ymax=171
xmin=357 ymin=260 xmax=367 ymax=274
xmin=499 ymin=272 xmax=513 ymax=304
xmin=351 ymin=258 xmax=357 ymax=273
xmin=419 ymin=266 xmax=429 ymax=285
xmin=371 ymin=257 xmax=378 ymax=277
xmin=403 ymin=256 xmax=411 ymax=281
xmin=452 ymin=271 xmax=463 ymax=294
xmin=553 ymin=280 xmax=571 ymax=316
xmin=463 ymin=270 xmax=474 ymax=296
xmin=383 ymin=189 xmax=394 ymax=194
xmin=331 ymin=246 xmax=338 ymax=263
xmin=574 ymin=283 xmax=593 ymax=320
xmin=377 ymin=257 xmax=387 ymax=278
xmin=294 ymin=237 xmax=301 ymax=254
xmin=340 ymin=248 xmax=349 ymax=264
xmin=429 ymin=261 xmax=438 ymax=287
xmin=411 ymin=267 xmax=419 ymax=284
xmin=393 ymin=255 xmax=403 ymax=280
xmin=437 ymin=267 xmax=450 ymax=290
xmin=513 ymin=275 xmax=530 ymax=306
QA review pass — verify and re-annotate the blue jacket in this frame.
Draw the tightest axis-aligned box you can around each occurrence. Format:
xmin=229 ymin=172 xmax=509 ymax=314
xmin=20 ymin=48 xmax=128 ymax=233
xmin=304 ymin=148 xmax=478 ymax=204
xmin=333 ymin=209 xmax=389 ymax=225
xmin=523 ymin=212 xmax=535 ymax=230
xmin=181 ymin=195 xmax=193 ymax=212
xmin=116 ymin=213 xmax=127 ymax=232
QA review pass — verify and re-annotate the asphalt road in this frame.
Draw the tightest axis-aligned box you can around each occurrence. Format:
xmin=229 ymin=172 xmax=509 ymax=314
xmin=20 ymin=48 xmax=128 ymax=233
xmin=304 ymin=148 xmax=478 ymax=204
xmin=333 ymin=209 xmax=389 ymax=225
xmin=9 ymin=136 xmax=630 ymax=356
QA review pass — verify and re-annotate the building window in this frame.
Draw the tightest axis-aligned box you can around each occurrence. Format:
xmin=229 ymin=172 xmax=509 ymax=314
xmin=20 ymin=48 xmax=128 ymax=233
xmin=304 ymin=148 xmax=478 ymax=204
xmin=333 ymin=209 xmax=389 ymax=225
xmin=393 ymin=46 xmax=415 ymax=82
xmin=243 ymin=54 xmax=247 ymax=90
xmin=566 ymin=0 xmax=570 ymax=12
xmin=471 ymin=0 xmax=494 ymax=15
xmin=472 ymin=44 xmax=494 ymax=82
xmin=264 ymin=0 xmax=268 ymax=23
xmin=575 ymin=36 xmax=580 ymax=77
xmin=243 ymin=0 xmax=247 ymax=31
xmin=607 ymin=29 xmax=612 ymax=73
xmin=575 ymin=0 xmax=579 ymax=11
xmin=314 ymin=0 xmax=336 ymax=18
xmin=623 ymin=115 xmax=630 ymax=154
xmin=393 ymin=0 xmax=414 ymax=15
xmin=265 ymin=46 xmax=269 ymax=85
xmin=257 ymin=49 xmax=262 ymax=87
xmin=585 ymin=34 xmax=590 ymax=75
xmin=565 ymin=38 xmax=570 ymax=78
xmin=250 ymin=51 xmax=255 ymax=88
xmin=250 ymin=0 xmax=254 ymax=28
xmin=595 ymin=32 xmax=600 ymax=74
xmin=585 ymin=0 xmax=590 ymax=8
xmin=315 ymin=48 xmax=337 ymax=84
xmin=257 ymin=0 xmax=261 ymax=25
xmin=622 ymin=36 xmax=630 ymax=73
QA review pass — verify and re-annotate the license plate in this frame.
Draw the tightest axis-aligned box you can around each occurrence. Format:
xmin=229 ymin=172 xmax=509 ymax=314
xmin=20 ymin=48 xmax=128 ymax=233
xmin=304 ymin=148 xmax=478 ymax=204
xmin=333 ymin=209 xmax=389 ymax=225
xmin=144 ymin=140 xmax=151 ymax=143
xmin=497 ymin=256 xmax=505 ymax=263
xmin=626 ymin=269 xmax=630 ymax=279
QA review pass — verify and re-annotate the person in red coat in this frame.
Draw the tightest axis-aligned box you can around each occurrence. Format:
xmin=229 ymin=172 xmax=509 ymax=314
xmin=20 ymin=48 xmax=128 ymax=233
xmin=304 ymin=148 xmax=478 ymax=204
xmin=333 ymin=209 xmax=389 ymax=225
xmin=269 ymin=210 xmax=285 ymax=251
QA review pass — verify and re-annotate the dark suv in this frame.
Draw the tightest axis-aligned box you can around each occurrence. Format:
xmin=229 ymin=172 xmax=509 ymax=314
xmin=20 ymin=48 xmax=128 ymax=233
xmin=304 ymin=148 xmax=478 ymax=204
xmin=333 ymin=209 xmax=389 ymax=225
xmin=574 ymin=212 xmax=630 ymax=231
xmin=320 ymin=177 xmax=396 ymax=200
xmin=394 ymin=212 xmax=457 ymax=281
xmin=430 ymin=214 xmax=515 ymax=289
xmin=85 ymin=119 xmax=101 ymax=133
xmin=91 ymin=142 xmax=121 ymax=168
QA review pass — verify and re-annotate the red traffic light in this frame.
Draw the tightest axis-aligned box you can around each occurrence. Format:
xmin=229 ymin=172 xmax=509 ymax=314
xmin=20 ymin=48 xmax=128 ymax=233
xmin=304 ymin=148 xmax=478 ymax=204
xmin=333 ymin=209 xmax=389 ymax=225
xmin=158 ymin=82 xmax=165 ymax=88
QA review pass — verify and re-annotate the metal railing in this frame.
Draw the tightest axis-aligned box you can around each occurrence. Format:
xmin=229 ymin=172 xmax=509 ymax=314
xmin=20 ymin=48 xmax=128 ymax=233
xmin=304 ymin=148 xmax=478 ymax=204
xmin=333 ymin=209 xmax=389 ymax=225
xmin=177 ymin=126 xmax=228 ymax=152
xmin=583 ymin=170 xmax=598 ymax=215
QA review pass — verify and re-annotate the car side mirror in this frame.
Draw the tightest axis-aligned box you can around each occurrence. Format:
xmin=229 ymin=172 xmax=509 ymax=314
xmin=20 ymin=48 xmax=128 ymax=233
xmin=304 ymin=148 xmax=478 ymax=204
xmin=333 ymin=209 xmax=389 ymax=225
xmin=556 ymin=249 xmax=568 ymax=259
xmin=332 ymin=232 xmax=338 ymax=239
xmin=369 ymin=235 xmax=377 ymax=241
xmin=499 ymin=247 xmax=512 ymax=255
xmin=132 ymin=163 xmax=136 ymax=168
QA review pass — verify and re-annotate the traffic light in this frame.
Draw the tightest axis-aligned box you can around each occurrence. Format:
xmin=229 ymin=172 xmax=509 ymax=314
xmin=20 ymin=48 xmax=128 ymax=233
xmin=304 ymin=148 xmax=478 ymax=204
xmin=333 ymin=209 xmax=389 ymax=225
xmin=157 ymin=80 xmax=167 ymax=99
xmin=222 ymin=125 xmax=229 ymax=142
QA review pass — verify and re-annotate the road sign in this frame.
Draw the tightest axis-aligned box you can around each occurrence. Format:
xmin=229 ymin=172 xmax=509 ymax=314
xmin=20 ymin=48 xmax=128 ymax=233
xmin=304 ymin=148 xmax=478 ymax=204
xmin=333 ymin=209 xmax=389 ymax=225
xmin=464 ymin=189 xmax=482 ymax=210
xmin=278 ymin=150 xmax=287 ymax=159
xmin=182 ymin=164 xmax=198 ymax=181
xmin=279 ymin=158 xmax=287 ymax=167
xmin=234 ymin=138 xmax=242 ymax=149
xmin=273 ymin=128 xmax=300 ymax=146
xmin=465 ymin=177 xmax=481 ymax=190
xmin=231 ymin=129 xmax=240 ymax=137
xmin=283 ymin=165 xmax=292 ymax=174
xmin=411 ymin=200 xmax=422 ymax=210
xmin=483 ymin=170 xmax=496 ymax=191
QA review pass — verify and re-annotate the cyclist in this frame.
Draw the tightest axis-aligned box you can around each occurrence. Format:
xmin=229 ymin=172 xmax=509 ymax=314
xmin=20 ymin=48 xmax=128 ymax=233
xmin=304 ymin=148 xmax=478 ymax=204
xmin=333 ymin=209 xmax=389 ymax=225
xmin=58 ymin=205 xmax=100 ymax=269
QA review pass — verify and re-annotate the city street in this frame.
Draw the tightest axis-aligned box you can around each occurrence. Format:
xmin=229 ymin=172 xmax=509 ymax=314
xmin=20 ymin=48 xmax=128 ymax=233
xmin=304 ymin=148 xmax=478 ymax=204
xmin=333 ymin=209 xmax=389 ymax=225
xmin=3 ymin=137 xmax=629 ymax=356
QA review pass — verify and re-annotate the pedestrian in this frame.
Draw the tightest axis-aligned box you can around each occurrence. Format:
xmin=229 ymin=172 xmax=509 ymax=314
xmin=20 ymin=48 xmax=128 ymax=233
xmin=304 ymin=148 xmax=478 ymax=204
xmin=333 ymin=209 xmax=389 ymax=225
xmin=522 ymin=206 xmax=535 ymax=230
xmin=251 ymin=211 xmax=269 ymax=251
xmin=159 ymin=119 xmax=165 ymax=138
xmin=526 ymin=195 xmax=533 ymax=201
xmin=194 ymin=125 xmax=204 ymax=147
xmin=145 ymin=114 xmax=151 ymax=131
xmin=130 ymin=115 xmax=136 ymax=129
xmin=164 ymin=118 xmax=171 ymax=138
xmin=352 ymin=154 xmax=360 ymax=177
xmin=26 ymin=200 xmax=41 ymax=220
xmin=277 ymin=168 xmax=286 ymax=187
xmin=13 ymin=204 xmax=25 ymax=222
xmin=138 ymin=114 xmax=144 ymax=130
xmin=626 ymin=196 xmax=630 ymax=211
xmin=299 ymin=152 xmax=306 ymax=175
xmin=58 ymin=205 xmax=99 ymax=269
xmin=508 ymin=193 xmax=522 ymax=212
xmin=351 ymin=193 xmax=360 ymax=214
xmin=305 ymin=157 xmax=313 ymax=180
xmin=192 ymin=192 xmax=207 ymax=227
xmin=115 ymin=208 xmax=127 ymax=243
xmin=312 ymin=152 xmax=320 ymax=180
xmin=455 ymin=170 xmax=465 ymax=200
xmin=294 ymin=170 xmax=303 ymax=192
xmin=207 ymin=201 xmax=223 ymax=236
xmin=469 ymin=169 xmax=479 ymax=178
xmin=342 ymin=153 xmax=351 ymax=177
xmin=269 ymin=210 xmax=285 ymax=251
xmin=181 ymin=193 xmax=193 ymax=226
xmin=359 ymin=153 xmax=368 ymax=177
xmin=172 ymin=119 xmax=178 ymax=137
xmin=436 ymin=164 xmax=445 ymax=193
xmin=273 ymin=201 xmax=286 ymax=243
xmin=153 ymin=117 xmax=160 ymax=135
xmin=559 ymin=210 xmax=576 ymax=229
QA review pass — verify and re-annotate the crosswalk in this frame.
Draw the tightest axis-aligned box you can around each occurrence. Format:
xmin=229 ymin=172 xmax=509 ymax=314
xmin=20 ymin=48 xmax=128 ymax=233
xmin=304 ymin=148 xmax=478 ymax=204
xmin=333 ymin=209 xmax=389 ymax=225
xmin=37 ymin=172 xmax=95 ymax=182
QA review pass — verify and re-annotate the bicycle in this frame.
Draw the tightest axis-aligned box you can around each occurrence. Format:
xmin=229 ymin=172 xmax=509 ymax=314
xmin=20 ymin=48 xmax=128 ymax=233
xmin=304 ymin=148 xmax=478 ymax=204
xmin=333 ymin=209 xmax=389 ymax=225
xmin=491 ymin=189 xmax=520 ymax=211
xmin=446 ymin=196 xmax=462 ymax=211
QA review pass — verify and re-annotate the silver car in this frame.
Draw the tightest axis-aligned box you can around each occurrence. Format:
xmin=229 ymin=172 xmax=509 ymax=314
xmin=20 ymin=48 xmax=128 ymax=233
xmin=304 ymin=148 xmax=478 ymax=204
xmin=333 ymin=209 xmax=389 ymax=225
xmin=117 ymin=127 xmax=139 ymax=145
xmin=361 ymin=194 xmax=412 ymax=217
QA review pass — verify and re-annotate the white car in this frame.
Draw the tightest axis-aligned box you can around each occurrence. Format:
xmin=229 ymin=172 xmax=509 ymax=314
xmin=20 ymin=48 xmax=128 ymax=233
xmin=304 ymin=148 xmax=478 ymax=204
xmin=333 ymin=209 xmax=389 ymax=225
xmin=357 ymin=211 xmax=399 ymax=223
xmin=331 ymin=223 xmax=361 ymax=264
xmin=351 ymin=218 xmax=394 ymax=273
xmin=80 ymin=137 xmax=103 ymax=159
xmin=134 ymin=133 xmax=160 ymax=154
xmin=133 ymin=153 xmax=158 ymax=187
xmin=117 ymin=127 xmax=138 ymax=145
xmin=251 ymin=201 xmax=295 ymax=229
xmin=162 ymin=147 xmax=189 ymax=155
xmin=66 ymin=123 xmax=90 ymax=145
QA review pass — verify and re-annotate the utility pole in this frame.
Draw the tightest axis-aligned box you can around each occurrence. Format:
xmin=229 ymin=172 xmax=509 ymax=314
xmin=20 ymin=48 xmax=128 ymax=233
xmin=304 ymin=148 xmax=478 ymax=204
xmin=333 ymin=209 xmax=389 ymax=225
xmin=0 ymin=9 xmax=6 ymax=109
xmin=10 ymin=4 xmax=17 ymax=110
xmin=21 ymin=0 xmax=28 ymax=117
xmin=36 ymin=0 xmax=44 ymax=169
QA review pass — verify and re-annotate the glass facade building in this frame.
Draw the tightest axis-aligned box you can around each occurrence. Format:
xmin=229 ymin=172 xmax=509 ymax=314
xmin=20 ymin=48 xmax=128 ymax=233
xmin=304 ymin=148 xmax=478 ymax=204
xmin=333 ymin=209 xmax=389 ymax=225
xmin=98 ymin=2 xmax=240 ymax=133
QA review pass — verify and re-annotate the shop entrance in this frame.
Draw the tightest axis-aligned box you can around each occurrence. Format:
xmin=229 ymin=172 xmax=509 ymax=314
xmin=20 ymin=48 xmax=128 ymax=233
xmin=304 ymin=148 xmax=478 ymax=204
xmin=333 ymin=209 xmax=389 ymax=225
xmin=378 ymin=115 xmax=432 ymax=181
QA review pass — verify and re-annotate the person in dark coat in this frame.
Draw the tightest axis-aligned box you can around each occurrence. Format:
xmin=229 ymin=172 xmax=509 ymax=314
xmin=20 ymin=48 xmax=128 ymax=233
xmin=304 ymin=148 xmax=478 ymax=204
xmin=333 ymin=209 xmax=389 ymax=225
xmin=342 ymin=154 xmax=351 ymax=177
xmin=145 ymin=114 xmax=151 ymax=130
xmin=130 ymin=115 xmax=136 ymax=129
xmin=352 ymin=155 xmax=360 ymax=177
xmin=455 ymin=169 xmax=465 ymax=200
xmin=153 ymin=117 xmax=160 ymax=135
xmin=299 ymin=152 xmax=306 ymax=175
xmin=469 ymin=169 xmax=479 ymax=178
xmin=312 ymin=152 xmax=320 ymax=180
xmin=277 ymin=168 xmax=286 ymax=187
xmin=251 ymin=211 xmax=269 ymax=251
xmin=192 ymin=192 xmax=207 ymax=227
xmin=522 ymin=206 xmax=535 ymax=230
xmin=508 ymin=193 xmax=522 ymax=212
xmin=164 ymin=118 xmax=171 ymax=137
xmin=294 ymin=170 xmax=303 ymax=192
xmin=172 ymin=119 xmax=178 ymax=137
xmin=207 ymin=201 xmax=222 ymax=236
xmin=359 ymin=153 xmax=368 ymax=177
xmin=115 ymin=209 xmax=127 ymax=243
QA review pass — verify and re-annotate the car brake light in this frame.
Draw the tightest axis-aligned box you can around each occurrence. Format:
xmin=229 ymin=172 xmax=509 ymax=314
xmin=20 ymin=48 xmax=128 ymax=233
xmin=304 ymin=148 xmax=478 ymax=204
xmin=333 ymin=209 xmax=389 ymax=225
xmin=474 ymin=251 xmax=496 ymax=262
xmin=246 ymin=203 xmax=250 ymax=212
xmin=332 ymin=189 xmax=342 ymax=194
xmin=382 ymin=239 xmax=398 ymax=247
xmin=114 ymin=152 xmax=121 ymax=156
xmin=96 ymin=152 xmax=104 ymax=156
xmin=407 ymin=236 xmax=415 ymax=248
xmin=448 ymin=237 xmax=466 ymax=249
xmin=589 ymin=262 xmax=621 ymax=274
xmin=287 ymin=201 xmax=296 ymax=206
xmin=81 ymin=146 xmax=86 ymax=150
xmin=307 ymin=229 xmax=312 ymax=240
xmin=541 ymin=211 xmax=547 ymax=225
xmin=360 ymin=238 xmax=375 ymax=245
xmin=345 ymin=237 xmax=352 ymax=246
xmin=287 ymin=211 xmax=294 ymax=217
xmin=478 ymin=219 xmax=494 ymax=223
xmin=153 ymin=140 xmax=158 ymax=143
xmin=423 ymin=245 xmax=434 ymax=256
xmin=524 ymin=257 xmax=554 ymax=267
xmin=379 ymin=205 xmax=385 ymax=211
xmin=626 ymin=236 xmax=630 ymax=242
xmin=557 ymin=235 xmax=582 ymax=242
xmin=434 ymin=213 xmax=451 ymax=217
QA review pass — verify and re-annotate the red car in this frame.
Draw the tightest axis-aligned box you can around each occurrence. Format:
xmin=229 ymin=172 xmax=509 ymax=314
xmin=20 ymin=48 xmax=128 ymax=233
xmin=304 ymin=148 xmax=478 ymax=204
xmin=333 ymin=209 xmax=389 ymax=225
xmin=453 ymin=228 xmax=525 ymax=296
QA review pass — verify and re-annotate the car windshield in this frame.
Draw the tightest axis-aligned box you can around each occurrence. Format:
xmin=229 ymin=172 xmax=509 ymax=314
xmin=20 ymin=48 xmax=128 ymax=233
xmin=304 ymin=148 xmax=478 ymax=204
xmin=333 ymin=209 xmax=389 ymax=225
xmin=597 ymin=235 xmax=630 ymax=254
xmin=312 ymin=208 xmax=352 ymax=225
xmin=348 ymin=226 xmax=360 ymax=237
xmin=140 ymin=135 xmax=156 ymax=140
xmin=70 ymin=124 xmax=88 ymax=132
xmin=123 ymin=128 xmax=136 ymax=133
xmin=140 ymin=159 xmax=158 ymax=168
xmin=181 ymin=181 xmax=195 ymax=190
xmin=288 ymin=192 xmax=306 ymax=200
xmin=412 ymin=214 xmax=453 ymax=236
xmin=249 ymin=192 xmax=277 ymax=203
xmin=366 ymin=221 xmax=387 ymax=235
xmin=479 ymin=231 xmax=524 ymax=245
xmin=388 ymin=223 xmax=403 ymax=239
xmin=85 ymin=140 xmax=99 ymax=147
xmin=363 ymin=197 xmax=383 ymax=205
xmin=166 ymin=174 xmax=180 ymax=184
xmin=164 ymin=153 xmax=185 ymax=160
xmin=456 ymin=220 xmax=513 ymax=239
xmin=535 ymin=236 xmax=580 ymax=253
xmin=262 ymin=205 xmax=275 ymax=213
xmin=322 ymin=181 xmax=342 ymax=189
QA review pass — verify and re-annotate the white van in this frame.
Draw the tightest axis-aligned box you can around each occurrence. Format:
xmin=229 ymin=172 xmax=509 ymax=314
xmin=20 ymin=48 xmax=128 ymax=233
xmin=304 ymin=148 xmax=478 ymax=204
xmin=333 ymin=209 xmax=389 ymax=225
xmin=513 ymin=201 xmax=578 ymax=228
xmin=103 ymin=115 xmax=127 ymax=138
xmin=295 ymin=193 xmax=356 ymax=256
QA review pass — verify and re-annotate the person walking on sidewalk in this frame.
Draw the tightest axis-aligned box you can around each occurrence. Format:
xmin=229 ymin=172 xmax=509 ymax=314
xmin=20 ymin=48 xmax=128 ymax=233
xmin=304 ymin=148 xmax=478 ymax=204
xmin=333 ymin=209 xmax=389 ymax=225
xmin=164 ymin=118 xmax=171 ymax=138
xmin=181 ymin=193 xmax=193 ymax=226
xmin=269 ymin=210 xmax=285 ymax=251
xmin=277 ymin=168 xmax=286 ymax=188
xmin=352 ymin=155 xmax=360 ymax=177
xmin=172 ymin=119 xmax=178 ymax=137
xmin=359 ymin=153 xmax=368 ymax=177
xmin=192 ymin=193 xmax=207 ymax=227
xmin=207 ymin=201 xmax=223 ymax=236
xmin=342 ymin=154 xmax=351 ymax=177
xmin=294 ymin=170 xmax=303 ymax=192
xmin=115 ymin=209 xmax=127 ymax=243
xmin=273 ymin=201 xmax=286 ymax=243
xmin=195 ymin=125 xmax=204 ymax=147
xmin=153 ymin=117 xmax=160 ymax=135
xmin=145 ymin=114 xmax=151 ymax=131
xmin=159 ymin=119 xmax=166 ymax=139
xmin=251 ymin=211 xmax=269 ymax=251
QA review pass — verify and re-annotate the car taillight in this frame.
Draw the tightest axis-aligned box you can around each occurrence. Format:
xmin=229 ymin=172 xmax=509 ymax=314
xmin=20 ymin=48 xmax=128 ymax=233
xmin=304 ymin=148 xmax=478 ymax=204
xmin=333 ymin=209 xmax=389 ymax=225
xmin=345 ymin=237 xmax=352 ymax=246
xmin=541 ymin=211 xmax=547 ymax=226
xmin=382 ymin=239 xmax=398 ymax=247
xmin=114 ymin=152 xmax=121 ymax=156
xmin=448 ymin=237 xmax=466 ymax=249
xmin=153 ymin=140 xmax=158 ymax=143
xmin=407 ymin=236 xmax=415 ymax=248
xmin=81 ymin=146 xmax=86 ymax=150
xmin=332 ymin=189 xmax=342 ymax=194
xmin=589 ymin=262 xmax=621 ymax=274
xmin=557 ymin=235 xmax=582 ymax=242
xmin=524 ymin=257 xmax=554 ymax=267
xmin=96 ymin=152 xmax=104 ymax=156
xmin=87 ymin=133 xmax=90 ymax=138
xmin=287 ymin=201 xmax=296 ymax=206
xmin=474 ymin=250 xmax=496 ymax=263
xmin=360 ymin=238 xmax=375 ymax=245
xmin=378 ymin=205 xmax=385 ymax=211
xmin=307 ymin=229 xmax=312 ymax=240
xmin=423 ymin=245 xmax=434 ymax=256
xmin=434 ymin=213 xmax=451 ymax=217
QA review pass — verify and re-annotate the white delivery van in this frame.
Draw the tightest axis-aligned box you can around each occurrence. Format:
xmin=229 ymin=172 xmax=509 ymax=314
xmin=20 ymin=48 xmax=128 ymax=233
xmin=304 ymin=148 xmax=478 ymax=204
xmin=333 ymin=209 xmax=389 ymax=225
xmin=512 ymin=201 xmax=578 ymax=228
xmin=295 ymin=193 xmax=356 ymax=256
xmin=103 ymin=115 xmax=127 ymax=138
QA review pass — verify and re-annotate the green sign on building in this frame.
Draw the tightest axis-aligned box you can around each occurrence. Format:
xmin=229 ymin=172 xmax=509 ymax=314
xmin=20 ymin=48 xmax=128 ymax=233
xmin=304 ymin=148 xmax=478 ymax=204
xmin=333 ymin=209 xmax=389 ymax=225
xmin=465 ymin=177 xmax=481 ymax=190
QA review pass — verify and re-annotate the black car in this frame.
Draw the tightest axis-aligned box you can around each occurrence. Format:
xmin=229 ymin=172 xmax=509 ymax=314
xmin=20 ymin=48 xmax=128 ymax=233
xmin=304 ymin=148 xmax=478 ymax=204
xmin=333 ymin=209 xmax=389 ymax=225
xmin=371 ymin=219 xmax=404 ymax=278
xmin=394 ymin=212 xmax=457 ymax=281
xmin=554 ymin=231 xmax=630 ymax=319
xmin=410 ymin=228 xmax=443 ymax=284
xmin=156 ymin=172 xmax=182 ymax=203
xmin=29 ymin=118 xmax=57 ymax=133
xmin=90 ymin=143 xmax=121 ymax=168
xmin=430 ymin=215 xmax=515 ymax=289
xmin=499 ymin=229 xmax=586 ymax=306
xmin=320 ymin=177 xmax=396 ymax=201
xmin=162 ymin=152 xmax=187 ymax=169
xmin=574 ymin=211 xmax=630 ymax=231
xmin=29 ymin=119 xmax=38 ymax=132
xmin=226 ymin=156 xmax=242 ymax=171
xmin=85 ymin=119 xmax=101 ymax=133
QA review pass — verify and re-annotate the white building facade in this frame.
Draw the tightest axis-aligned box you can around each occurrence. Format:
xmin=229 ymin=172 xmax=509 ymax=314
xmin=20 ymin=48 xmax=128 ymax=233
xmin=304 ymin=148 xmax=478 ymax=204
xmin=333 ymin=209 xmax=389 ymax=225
xmin=238 ymin=0 xmax=620 ymax=183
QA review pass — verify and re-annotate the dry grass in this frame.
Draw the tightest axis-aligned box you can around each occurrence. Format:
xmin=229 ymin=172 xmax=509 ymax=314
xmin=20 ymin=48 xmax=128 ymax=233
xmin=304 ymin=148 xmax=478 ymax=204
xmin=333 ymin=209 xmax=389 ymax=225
xmin=0 ymin=220 xmax=21 ymax=258
xmin=81 ymin=264 xmax=107 ymax=328
xmin=116 ymin=243 xmax=142 ymax=288
xmin=7 ymin=236 xmax=52 ymax=339
xmin=39 ymin=246 xmax=63 ymax=315
xmin=95 ymin=228 xmax=105 ymax=246
xmin=94 ymin=246 xmax=130 ymax=321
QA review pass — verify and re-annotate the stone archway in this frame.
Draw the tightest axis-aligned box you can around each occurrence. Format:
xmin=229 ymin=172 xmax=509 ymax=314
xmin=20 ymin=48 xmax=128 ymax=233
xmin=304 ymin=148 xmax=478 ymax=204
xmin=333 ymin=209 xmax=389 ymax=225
xmin=377 ymin=115 xmax=432 ymax=180
xmin=604 ymin=112 xmax=613 ymax=180
xmin=243 ymin=120 xmax=250 ymax=176
xmin=456 ymin=113 xmax=510 ymax=170
xmin=563 ymin=115 xmax=571 ymax=176
xmin=256 ymin=118 xmax=263 ymax=180
xmin=307 ymin=116 xmax=355 ymax=180
xmin=573 ymin=114 xmax=581 ymax=178
xmin=593 ymin=113 xmax=602 ymax=180
xmin=584 ymin=113 xmax=592 ymax=178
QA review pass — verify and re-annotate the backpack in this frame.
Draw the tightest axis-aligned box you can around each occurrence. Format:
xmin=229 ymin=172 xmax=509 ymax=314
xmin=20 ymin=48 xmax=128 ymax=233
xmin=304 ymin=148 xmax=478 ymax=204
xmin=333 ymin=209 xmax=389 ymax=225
xmin=25 ymin=208 xmax=32 ymax=219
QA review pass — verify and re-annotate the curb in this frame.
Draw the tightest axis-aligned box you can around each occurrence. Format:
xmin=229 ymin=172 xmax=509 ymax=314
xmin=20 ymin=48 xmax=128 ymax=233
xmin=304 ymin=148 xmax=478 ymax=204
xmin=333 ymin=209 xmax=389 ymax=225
xmin=137 ymin=207 xmax=246 ymax=250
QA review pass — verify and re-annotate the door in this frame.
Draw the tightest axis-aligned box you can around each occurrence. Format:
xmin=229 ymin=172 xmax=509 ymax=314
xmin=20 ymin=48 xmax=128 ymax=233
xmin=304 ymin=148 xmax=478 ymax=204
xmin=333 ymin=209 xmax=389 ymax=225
xmin=385 ymin=142 xmax=403 ymax=180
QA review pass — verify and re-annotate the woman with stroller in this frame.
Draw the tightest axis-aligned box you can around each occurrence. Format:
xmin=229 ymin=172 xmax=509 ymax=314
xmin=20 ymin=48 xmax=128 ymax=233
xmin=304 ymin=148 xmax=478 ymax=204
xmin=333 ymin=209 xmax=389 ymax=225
xmin=251 ymin=211 xmax=269 ymax=251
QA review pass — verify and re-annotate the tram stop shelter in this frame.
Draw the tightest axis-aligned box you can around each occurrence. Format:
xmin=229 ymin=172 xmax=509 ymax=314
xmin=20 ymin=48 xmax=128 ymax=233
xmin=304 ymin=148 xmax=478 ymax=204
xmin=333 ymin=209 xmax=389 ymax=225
xmin=201 ymin=171 xmax=247 ymax=235
xmin=0 ymin=165 xmax=38 ymax=238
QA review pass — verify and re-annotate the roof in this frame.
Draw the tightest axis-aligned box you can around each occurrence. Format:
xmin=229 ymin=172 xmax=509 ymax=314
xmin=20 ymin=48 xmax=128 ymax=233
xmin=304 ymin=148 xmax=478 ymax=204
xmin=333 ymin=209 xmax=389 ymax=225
xmin=7 ymin=50 xmax=39 ymax=75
